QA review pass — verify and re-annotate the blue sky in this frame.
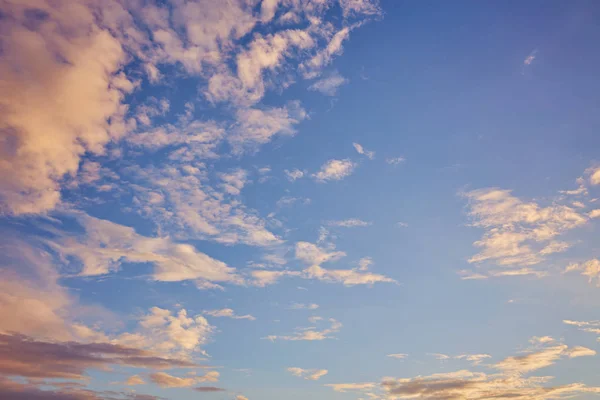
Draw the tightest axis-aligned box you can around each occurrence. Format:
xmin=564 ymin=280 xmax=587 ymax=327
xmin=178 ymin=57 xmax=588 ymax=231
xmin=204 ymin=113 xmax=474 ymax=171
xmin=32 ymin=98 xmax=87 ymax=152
xmin=1 ymin=1 xmax=600 ymax=399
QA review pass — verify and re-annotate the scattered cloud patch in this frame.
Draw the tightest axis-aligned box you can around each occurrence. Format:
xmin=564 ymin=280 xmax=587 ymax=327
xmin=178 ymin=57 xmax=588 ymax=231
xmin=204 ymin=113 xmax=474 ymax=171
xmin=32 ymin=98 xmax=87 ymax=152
xmin=313 ymin=159 xmax=356 ymax=182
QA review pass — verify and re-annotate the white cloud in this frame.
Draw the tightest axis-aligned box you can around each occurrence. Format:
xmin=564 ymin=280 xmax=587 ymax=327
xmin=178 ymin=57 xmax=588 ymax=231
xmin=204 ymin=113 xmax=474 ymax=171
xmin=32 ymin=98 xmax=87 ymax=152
xmin=303 ymin=264 xmax=396 ymax=286
xmin=524 ymin=49 xmax=537 ymax=66
xmin=387 ymin=354 xmax=408 ymax=359
xmin=386 ymin=157 xmax=406 ymax=165
xmin=296 ymin=242 xmax=346 ymax=265
xmin=327 ymin=218 xmax=371 ymax=227
xmin=0 ymin=0 xmax=136 ymax=214
xmin=326 ymin=382 xmax=376 ymax=393
xmin=463 ymin=188 xmax=586 ymax=271
xmin=358 ymin=257 xmax=374 ymax=271
xmin=231 ymin=102 xmax=307 ymax=152
xmin=126 ymin=164 xmax=283 ymax=247
xmin=353 ymin=142 xmax=375 ymax=159
xmin=49 ymin=213 xmax=243 ymax=287
xmin=494 ymin=344 xmax=594 ymax=374
xmin=563 ymin=319 xmax=600 ymax=338
xmin=302 ymin=27 xmax=351 ymax=79
xmin=284 ymin=168 xmax=306 ymax=181
xmin=309 ymin=71 xmax=348 ymax=96
xmin=150 ymin=371 xmax=219 ymax=388
xmin=287 ymin=367 xmax=328 ymax=380
xmin=428 ymin=353 xmax=450 ymax=361
xmin=313 ymin=159 xmax=356 ymax=182
xmin=455 ymin=354 xmax=491 ymax=365
xmin=125 ymin=375 xmax=145 ymax=386
xmin=265 ymin=318 xmax=342 ymax=341
xmin=116 ymin=307 xmax=214 ymax=358
xmin=219 ymin=169 xmax=248 ymax=195
xmin=289 ymin=303 xmax=319 ymax=310
xmin=589 ymin=209 xmax=600 ymax=218
xmin=203 ymin=308 xmax=256 ymax=320
xmin=589 ymin=166 xmax=600 ymax=185
xmin=565 ymin=259 xmax=600 ymax=286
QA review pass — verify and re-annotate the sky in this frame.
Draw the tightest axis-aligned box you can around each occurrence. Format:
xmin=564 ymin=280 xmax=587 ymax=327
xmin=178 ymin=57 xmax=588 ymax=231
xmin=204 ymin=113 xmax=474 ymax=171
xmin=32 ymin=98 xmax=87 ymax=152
xmin=1 ymin=0 xmax=600 ymax=399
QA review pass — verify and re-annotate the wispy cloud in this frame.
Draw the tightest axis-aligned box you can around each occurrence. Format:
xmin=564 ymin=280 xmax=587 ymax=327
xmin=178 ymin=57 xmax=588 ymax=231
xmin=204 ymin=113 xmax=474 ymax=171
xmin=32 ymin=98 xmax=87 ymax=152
xmin=353 ymin=142 xmax=375 ymax=159
xmin=309 ymin=71 xmax=348 ymax=96
xmin=203 ymin=308 xmax=256 ymax=320
xmin=287 ymin=367 xmax=328 ymax=380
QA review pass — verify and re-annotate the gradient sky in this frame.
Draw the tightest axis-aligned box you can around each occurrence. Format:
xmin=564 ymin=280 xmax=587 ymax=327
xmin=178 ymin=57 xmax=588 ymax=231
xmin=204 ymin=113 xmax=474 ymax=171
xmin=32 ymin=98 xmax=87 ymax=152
xmin=1 ymin=1 xmax=600 ymax=399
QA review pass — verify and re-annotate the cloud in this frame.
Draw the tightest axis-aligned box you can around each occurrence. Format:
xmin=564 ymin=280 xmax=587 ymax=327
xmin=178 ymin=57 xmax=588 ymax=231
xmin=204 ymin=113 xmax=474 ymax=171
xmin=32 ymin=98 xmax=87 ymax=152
xmin=0 ymin=333 xmax=195 ymax=380
xmin=0 ymin=377 xmax=165 ymax=400
xmin=126 ymin=164 xmax=283 ymax=247
xmin=358 ymin=257 xmax=374 ymax=271
xmin=530 ymin=336 xmax=555 ymax=345
xmin=309 ymin=71 xmax=348 ymax=96
xmin=494 ymin=344 xmax=594 ymax=375
xmin=150 ymin=371 xmax=219 ymax=388
xmin=236 ymin=396 xmax=249 ymax=400
xmin=289 ymin=303 xmax=320 ymax=310
xmin=219 ymin=169 xmax=248 ymax=195
xmin=303 ymin=264 xmax=396 ymax=286
xmin=589 ymin=209 xmax=600 ymax=218
xmin=302 ymin=27 xmax=351 ymax=79
xmin=565 ymin=259 xmax=600 ymax=286
xmin=230 ymin=102 xmax=307 ymax=152
xmin=563 ymin=319 xmax=600 ymax=338
xmin=0 ymin=0 xmax=137 ymax=215
xmin=339 ymin=0 xmax=382 ymax=18
xmin=194 ymin=386 xmax=226 ymax=392
xmin=125 ymin=375 xmax=145 ymax=386
xmin=326 ymin=382 xmax=376 ymax=393
xmin=313 ymin=159 xmax=357 ymax=182
xmin=296 ymin=241 xmax=347 ymax=265
xmin=386 ymin=157 xmax=406 ymax=165
xmin=255 ymin=241 xmax=396 ymax=286
xmin=387 ymin=354 xmax=408 ymax=359
xmin=523 ymin=49 xmax=538 ymax=67
xmin=455 ymin=354 xmax=492 ymax=365
xmin=380 ymin=370 xmax=600 ymax=400
xmin=0 ymin=238 xmax=77 ymax=341
xmin=48 ymin=213 xmax=243 ymax=288
xmin=117 ymin=307 xmax=214 ymax=358
xmin=428 ymin=353 xmax=450 ymax=361
xmin=203 ymin=308 xmax=256 ymax=320
xmin=327 ymin=218 xmax=371 ymax=227
xmin=284 ymin=168 xmax=306 ymax=181
xmin=353 ymin=143 xmax=375 ymax=159
xmin=462 ymin=188 xmax=586 ymax=272
xmin=287 ymin=367 xmax=328 ymax=380
xmin=265 ymin=318 xmax=342 ymax=341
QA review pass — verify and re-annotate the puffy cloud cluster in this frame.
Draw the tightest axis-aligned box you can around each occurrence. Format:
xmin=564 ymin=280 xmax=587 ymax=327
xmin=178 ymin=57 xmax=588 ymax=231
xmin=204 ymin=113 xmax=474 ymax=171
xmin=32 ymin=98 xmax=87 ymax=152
xmin=0 ymin=0 xmax=381 ymax=215
xmin=0 ymin=0 xmax=137 ymax=215
xmin=462 ymin=188 xmax=587 ymax=277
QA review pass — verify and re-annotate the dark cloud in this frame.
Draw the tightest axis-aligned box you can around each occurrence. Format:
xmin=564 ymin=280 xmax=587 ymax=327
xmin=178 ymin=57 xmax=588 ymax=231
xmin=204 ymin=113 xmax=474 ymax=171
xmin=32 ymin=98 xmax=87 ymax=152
xmin=194 ymin=386 xmax=226 ymax=392
xmin=0 ymin=333 xmax=195 ymax=380
xmin=0 ymin=377 xmax=165 ymax=400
